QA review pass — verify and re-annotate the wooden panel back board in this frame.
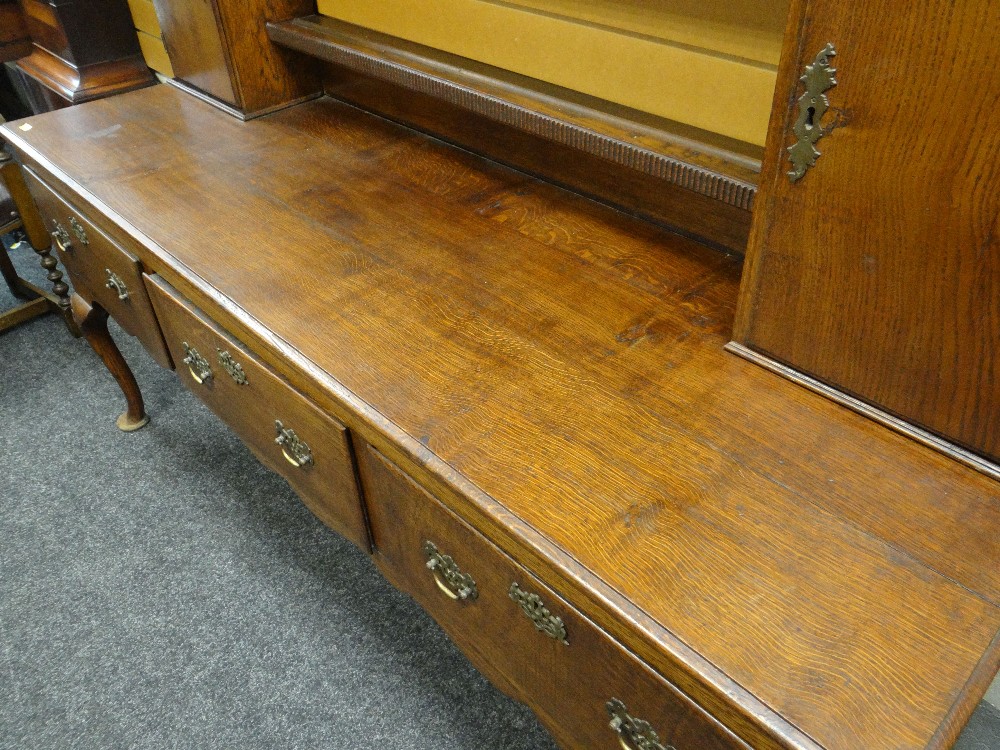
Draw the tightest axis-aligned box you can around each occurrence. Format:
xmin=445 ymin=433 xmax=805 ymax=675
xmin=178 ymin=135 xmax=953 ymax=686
xmin=316 ymin=0 xmax=785 ymax=146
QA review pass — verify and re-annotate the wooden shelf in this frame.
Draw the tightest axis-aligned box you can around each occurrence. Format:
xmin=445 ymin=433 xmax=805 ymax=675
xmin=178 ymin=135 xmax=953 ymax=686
xmin=267 ymin=15 xmax=760 ymax=253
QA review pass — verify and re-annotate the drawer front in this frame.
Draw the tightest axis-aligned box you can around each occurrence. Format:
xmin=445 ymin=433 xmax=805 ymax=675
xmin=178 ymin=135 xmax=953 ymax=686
xmin=145 ymin=274 xmax=370 ymax=550
xmin=358 ymin=446 xmax=749 ymax=750
xmin=24 ymin=168 xmax=172 ymax=368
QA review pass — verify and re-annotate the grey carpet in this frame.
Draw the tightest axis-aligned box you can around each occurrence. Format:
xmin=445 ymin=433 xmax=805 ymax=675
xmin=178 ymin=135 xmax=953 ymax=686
xmin=1 ymin=239 xmax=998 ymax=750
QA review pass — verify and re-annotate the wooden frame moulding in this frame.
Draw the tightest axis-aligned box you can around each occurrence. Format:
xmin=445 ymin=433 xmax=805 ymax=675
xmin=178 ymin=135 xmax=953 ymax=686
xmin=267 ymin=15 xmax=760 ymax=254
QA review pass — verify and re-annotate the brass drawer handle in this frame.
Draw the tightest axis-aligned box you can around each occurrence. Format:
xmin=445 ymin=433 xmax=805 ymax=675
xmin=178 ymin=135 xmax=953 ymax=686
xmin=274 ymin=420 xmax=313 ymax=468
xmin=52 ymin=220 xmax=73 ymax=252
xmin=216 ymin=349 xmax=248 ymax=385
xmin=607 ymin=699 xmax=674 ymax=750
xmin=69 ymin=216 xmax=89 ymax=245
xmin=423 ymin=540 xmax=478 ymax=601
xmin=182 ymin=342 xmax=213 ymax=384
xmin=104 ymin=269 xmax=129 ymax=301
xmin=509 ymin=583 xmax=568 ymax=644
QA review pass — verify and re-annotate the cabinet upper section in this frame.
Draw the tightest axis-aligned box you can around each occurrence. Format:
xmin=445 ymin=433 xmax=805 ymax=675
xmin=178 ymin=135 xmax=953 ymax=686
xmin=734 ymin=0 xmax=1000 ymax=469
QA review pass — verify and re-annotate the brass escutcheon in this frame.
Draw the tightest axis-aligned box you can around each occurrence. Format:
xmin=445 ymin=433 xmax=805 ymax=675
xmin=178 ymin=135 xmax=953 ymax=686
xmin=606 ymin=699 xmax=674 ymax=750
xmin=104 ymin=269 xmax=129 ymax=302
xmin=509 ymin=583 xmax=568 ymax=644
xmin=423 ymin=541 xmax=478 ymax=601
xmin=181 ymin=342 xmax=213 ymax=384
xmin=69 ymin=216 xmax=89 ymax=245
xmin=274 ymin=420 xmax=313 ymax=468
xmin=216 ymin=349 xmax=248 ymax=385
xmin=787 ymin=43 xmax=838 ymax=182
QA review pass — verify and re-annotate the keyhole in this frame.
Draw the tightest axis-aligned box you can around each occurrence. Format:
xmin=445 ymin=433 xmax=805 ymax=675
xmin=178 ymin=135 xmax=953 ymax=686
xmin=805 ymin=105 xmax=816 ymax=129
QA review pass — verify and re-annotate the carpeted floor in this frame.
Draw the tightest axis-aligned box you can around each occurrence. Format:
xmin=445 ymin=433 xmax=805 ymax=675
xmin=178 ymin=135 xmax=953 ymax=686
xmin=2 ymin=239 xmax=999 ymax=750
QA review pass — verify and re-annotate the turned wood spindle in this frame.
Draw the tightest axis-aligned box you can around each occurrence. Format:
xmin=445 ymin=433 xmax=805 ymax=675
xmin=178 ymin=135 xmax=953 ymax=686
xmin=0 ymin=146 xmax=76 ymax=330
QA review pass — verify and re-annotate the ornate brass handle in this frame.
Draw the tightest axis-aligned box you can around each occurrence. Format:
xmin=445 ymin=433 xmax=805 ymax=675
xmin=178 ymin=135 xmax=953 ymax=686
xmin=69 ymin=216 xmax=89 ymax=245
xmin=216 ymin=349 xmax=248 ymax=385
xmin=509 ymin=583 xmax=568 ymax=644
xmin=607 ymin=699 xmax=674 ymax=750
xmin=181 ymin=342 xmax=213 ymax=384
xmin=423 ymin=541 xmax=478 ymax=601
xmin=274 ymin=420 xmax=313 ymax=468
xmin=104 ymin=269 xmax=129 ymax=301
xmin=52 ymin=220 xmax=72 ymax=252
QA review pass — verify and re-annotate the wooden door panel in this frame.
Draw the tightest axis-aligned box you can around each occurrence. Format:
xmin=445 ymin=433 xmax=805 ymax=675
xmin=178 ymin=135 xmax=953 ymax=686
xmin=735 ymin=1 xmax=1000 ymax=462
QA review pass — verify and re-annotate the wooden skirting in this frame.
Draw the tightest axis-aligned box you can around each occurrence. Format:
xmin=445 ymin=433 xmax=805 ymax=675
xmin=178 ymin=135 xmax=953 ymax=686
xmin=726 ymin=342 xmax=1000 ymax=483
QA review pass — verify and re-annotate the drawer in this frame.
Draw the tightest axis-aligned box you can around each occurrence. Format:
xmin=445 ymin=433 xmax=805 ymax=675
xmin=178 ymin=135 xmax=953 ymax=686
xmin=23 ymin=168 xmax=172 ymax=369
xmin=358 ymin=445 xmax=750 ymax=750
xmin=144 ymin=274 xmax=370 ymax=550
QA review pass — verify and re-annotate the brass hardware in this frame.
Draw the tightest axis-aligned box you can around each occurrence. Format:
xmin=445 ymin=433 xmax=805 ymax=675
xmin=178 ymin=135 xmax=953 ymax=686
xmin=788 ymin=43 xmax=838 ymax=182
xmin=52 ymin=220 xmax=72 ymax=252
xmin=509 ymin=583 xmax=568 ymax=644
xmin=69 ymin=216 xmax=89 ymax=245
xmin=104 ymin=269 xmax=129 ymax=301
xmin=182 ymin=342 xmax=213 ymax=384
xmin=606 ymin=699 xmax=674 ymax=750
xmin=275 ymin=420 xmax=313 ymax=468
xmin=423 ymin=541 xmax=478 ymax=601
xmin=216 ymin=349 xmax=248 ymax=385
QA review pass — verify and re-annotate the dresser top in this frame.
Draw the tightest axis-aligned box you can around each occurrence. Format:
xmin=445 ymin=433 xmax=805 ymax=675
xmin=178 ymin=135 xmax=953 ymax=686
xmin=5 ymin=83 xmax=999 ymax=750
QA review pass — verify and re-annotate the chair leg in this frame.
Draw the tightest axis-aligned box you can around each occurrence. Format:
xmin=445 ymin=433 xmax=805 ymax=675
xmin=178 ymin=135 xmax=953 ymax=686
xmin=71 ymin=293 xmax=149 ymax=432
xmin=0 ymin=152 xmax=75 ymax=332
xmin=0 ymin=237 xmax=32 ymax=299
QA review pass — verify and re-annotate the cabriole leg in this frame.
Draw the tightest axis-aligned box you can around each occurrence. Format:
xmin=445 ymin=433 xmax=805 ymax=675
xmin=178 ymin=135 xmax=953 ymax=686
xmin=70 ymin=293 xmax=149 ymax=432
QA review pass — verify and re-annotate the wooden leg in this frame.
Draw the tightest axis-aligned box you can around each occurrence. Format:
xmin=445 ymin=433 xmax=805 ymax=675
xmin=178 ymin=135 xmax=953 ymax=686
xmin=34 ymin=240 xmax=71 ymax=314
xmin=71 ymin=292 xmax=149 ymax=432
xmin=0 ymin=228 xmax=32 ymax=299
xmin=0 ymin=152 xmax=76 ymax=334
xmin=35 ymin=238 xmax=78 ymax=336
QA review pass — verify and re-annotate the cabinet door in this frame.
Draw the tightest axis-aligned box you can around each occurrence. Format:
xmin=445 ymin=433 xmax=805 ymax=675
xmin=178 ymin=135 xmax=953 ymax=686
xmin=735 ymin=0 xmax=1000 ymax=463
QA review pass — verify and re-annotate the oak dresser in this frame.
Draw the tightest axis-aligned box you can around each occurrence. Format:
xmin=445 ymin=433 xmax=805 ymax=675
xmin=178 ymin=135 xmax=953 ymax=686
xmin=2 ymin=1 xmax=999 ymax=749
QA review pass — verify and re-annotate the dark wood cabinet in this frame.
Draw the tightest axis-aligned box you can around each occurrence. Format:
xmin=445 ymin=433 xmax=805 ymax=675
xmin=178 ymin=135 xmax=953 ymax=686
xmin=0 ymin=0 xmax=31 ymax=63
xmin=13 ymin=0 xmax=154 ymax=112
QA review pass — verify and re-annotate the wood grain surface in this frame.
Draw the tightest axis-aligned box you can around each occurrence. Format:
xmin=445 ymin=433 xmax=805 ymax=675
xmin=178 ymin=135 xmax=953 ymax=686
xmin=735 ymin=0 xmax=1000 ymax=464
xmin=4 ymin=85 xmax=999 ymax=750
xmin=268 ymin=15 xmax=757 ymax=253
